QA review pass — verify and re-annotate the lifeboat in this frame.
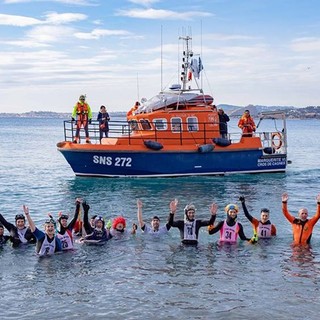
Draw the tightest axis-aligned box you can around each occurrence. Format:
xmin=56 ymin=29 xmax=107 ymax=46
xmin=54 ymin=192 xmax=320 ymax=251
xmin=57 ymin=36 xmax=288 ymax=177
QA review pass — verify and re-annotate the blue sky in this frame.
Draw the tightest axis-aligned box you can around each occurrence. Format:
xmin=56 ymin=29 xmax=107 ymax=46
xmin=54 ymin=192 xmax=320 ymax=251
xmin=0 ymin=0 xmax=319 ymax=113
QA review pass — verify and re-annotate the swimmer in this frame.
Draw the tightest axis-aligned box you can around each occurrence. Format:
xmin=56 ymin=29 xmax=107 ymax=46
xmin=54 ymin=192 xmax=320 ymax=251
xmin=81 ymin=201 xmax=111 ymax=243
xmin=169 ymin=199 xmax=217 ymax=245
xmin=282 ymin=192 xmax=320 ymax=245
xmin=239 ymin=196 xmax=276 ymax=239
xmin=110 ymin=216 xmax=137 ymax=239
xmin=137 ymin=199 xmax=171 ymax=236
xmin=23 ymin=205 xmax=62 ymax=256
xmin=208 ymin=203 xmax=254 ymax=244
xmin=0 ymin=210 xmax=36 ymax=247
xmin=56 ymin=199 xmax=80 ymax=250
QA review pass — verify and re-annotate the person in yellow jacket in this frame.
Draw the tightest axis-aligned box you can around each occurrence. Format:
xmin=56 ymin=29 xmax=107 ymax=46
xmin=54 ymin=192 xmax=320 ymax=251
xmin=72 ymin=95 xmax=92 ymax=143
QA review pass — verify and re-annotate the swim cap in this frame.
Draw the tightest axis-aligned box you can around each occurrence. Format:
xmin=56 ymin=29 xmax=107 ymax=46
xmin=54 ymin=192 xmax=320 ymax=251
xmin=112 ymin=216 xmax=126 ymax=229
xmin=44 ymin=218 xmax=56 ymax=226
xmin=15 ymin=214 xmax=25 ymax=221
xmin=58 ymin=213 xmax=69 ymax=222
xmin=225 ymin=204 xmax=239 ymax=213
xmin=184 ymin=204 xmax=196 ymax=215
xmin=152 ymin=216 xmax=160 ymax=221
xmin=90 ymin=215 xmax=97 ymax=220
xmin=95 ymin=216 xmax=104 ymax=223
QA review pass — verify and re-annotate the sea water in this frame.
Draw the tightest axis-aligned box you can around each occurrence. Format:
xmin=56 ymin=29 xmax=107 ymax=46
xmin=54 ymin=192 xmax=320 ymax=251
xmin=0 ymin=117 xmax=320 ymax=320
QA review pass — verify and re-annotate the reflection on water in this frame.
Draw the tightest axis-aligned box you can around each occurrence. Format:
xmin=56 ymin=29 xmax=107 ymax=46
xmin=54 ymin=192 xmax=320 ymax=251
xmin=281 ymin=244 xmax=320 ymax=280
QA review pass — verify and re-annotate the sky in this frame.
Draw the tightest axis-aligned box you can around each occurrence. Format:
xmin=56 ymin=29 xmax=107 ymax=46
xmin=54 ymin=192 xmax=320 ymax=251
xmin=0 ymin=0 xmax=319 ymax=113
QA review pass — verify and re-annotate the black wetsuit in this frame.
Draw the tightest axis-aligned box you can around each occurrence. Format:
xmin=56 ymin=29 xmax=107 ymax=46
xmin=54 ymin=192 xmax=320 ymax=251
xmin=169 ymin=213 xmax=216 ymax=245
xmin=82 ymin=202 xmax=111 ymax=241
xmin=0 ymin=234 xmax=10 ymax=246
xmin=0 ymin=213 xmax=36 ymax=247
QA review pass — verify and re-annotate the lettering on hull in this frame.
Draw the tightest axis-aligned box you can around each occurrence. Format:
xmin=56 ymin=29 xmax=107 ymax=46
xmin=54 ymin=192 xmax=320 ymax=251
xmin=93 ymin=155 xmax=132 ymax=167
xmin=257 ymin=157 xmax=286 ymax=167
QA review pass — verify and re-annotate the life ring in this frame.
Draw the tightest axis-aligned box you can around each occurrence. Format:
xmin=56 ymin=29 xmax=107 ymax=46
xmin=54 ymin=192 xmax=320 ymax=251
xmin=271 ymin=132 xmax=283 ymax=150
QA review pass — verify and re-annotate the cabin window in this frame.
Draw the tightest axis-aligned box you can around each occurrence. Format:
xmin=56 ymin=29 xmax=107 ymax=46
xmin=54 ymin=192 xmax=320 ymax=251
xmin=129 ymin=120 xmax=139 ymax=131
xmin=140 ymin=119 xmax=152 ymax=130
xmin=171 ymin=117 xmax=182 ymax=133
xmin=187 ymin=117 xmax=198 ymax=132
xmin=153 ymin=119 xmax=167 ymax=131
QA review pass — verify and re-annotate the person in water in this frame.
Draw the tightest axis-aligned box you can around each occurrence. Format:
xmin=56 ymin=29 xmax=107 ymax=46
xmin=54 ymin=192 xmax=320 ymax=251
xmin=110 ymin=216 xmax=137 ymax=239
xmin=0 ymin=211 xmax=36 ymax=247
xmin=282 ymin=192 xmax=320 ymax=245
xmin=238 ymin=109 xmax=256 ymax=137
xmin=23 ymin=205 xmax=62 ymax=257
xmin=168 ymin=199 xmax=217 ymax=245
xmin=136 ymin=199 xmax=171 ymax=236
xmin=97 ymin=105 xmax=110 ymax=141
xmin=0 ymin=223 xmax=10 ymax=246
xmin=56 ymin=200 xmax=80 ymax=250
xmin=239 ymin=196 xmax=276 ymax=240
xmin=208 ymin=203 xmax=254 ymax=244
xmin=81 ymin=201 xmax=111 ymax=243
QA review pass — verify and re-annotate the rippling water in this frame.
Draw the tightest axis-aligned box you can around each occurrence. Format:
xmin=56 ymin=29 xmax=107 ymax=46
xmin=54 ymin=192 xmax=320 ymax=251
xmin=1 ymin=117 xmax=320 ymax=319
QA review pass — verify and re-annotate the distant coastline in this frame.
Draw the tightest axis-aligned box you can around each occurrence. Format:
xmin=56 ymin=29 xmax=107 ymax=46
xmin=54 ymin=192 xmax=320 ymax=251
xmin=1 ymin=105 xmax=320 ymax=119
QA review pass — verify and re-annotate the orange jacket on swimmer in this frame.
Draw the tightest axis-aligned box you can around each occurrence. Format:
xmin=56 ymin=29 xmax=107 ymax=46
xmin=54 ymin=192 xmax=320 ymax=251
xmin=282 ymin=202 xmax=320 ymax=245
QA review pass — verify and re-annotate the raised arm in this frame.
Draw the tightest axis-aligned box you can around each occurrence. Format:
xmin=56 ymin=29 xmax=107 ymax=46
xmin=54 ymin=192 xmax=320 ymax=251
xmin=239 ymin=196 xmax=254 ymax=223
xmin=168 ymin=199 xmax=180 ymax=227
xmin=137 ymin=199 xmax=145 ymax=229
xmin=312 ymin=193 xmax=320 ymax=220
xmin=82 ymin=201 xmax=92 ymax=234
xmin=199 ymin=202 xmax=217 ymax=227
xmin=23 ymin=205 xmax=36 ymax=232
xmin=0 ymin=213 xmax=15 ymax=232
xmin=282 ymin=192 xmax=295 ymax=223
xmin=68 ymin=198 xmax=82 ymax=230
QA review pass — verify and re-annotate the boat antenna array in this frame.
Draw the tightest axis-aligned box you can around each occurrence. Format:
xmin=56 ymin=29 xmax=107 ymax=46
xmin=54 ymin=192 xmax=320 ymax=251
xmin=179 ymin=35 xmax=193 ymax=91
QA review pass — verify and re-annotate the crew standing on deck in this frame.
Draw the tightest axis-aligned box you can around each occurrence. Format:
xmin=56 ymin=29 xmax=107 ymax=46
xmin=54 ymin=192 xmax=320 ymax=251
xmin=218 ymin=108 xmax=230 ymax=139
xmin=97 ymin=105 xmax=110 ymax=141
xmin=238 ymin=110 xmax=256 ymax=137
xmin=72 ymin=94 xmax=92 ymax=144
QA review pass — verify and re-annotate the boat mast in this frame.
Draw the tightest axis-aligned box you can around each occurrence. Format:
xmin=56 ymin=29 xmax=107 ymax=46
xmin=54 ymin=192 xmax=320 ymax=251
xmin=179 ymin=35 xmax=192 ymax=91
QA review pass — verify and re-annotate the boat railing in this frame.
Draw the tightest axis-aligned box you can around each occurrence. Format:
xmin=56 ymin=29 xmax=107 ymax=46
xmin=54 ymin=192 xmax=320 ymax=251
xmin=61 ymin=120 xmax=286 ymax=152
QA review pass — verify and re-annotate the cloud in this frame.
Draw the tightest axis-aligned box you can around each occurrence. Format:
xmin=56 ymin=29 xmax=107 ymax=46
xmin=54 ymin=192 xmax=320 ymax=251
xmin=0 ymin=13 xmax=43 ymax=26
xmin=128 ymin=0 xmax=160 ymax=6
xmin=116 ymin=8 xmax=212 ymax=20
xmin=74 ymin=28 xmax=132 ymax=40
xmin=26 ymin=25 xmax=75 ymax=43
xmin=44 ymin=12 xmax=87 ymax=24
xmin=290 ymin=37 xmax=320 ymax=52
xmin=4 ymin=0 xmax=96 ymax=5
